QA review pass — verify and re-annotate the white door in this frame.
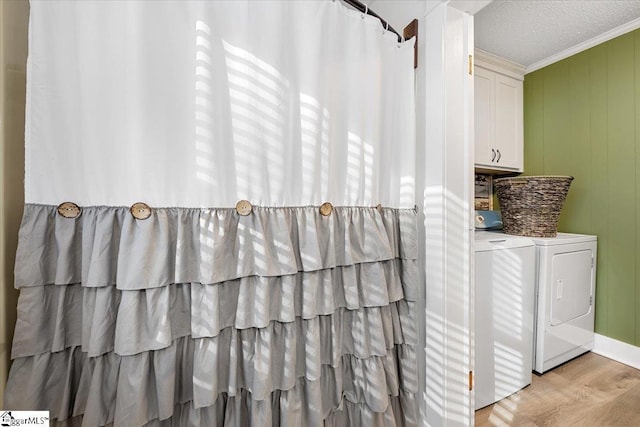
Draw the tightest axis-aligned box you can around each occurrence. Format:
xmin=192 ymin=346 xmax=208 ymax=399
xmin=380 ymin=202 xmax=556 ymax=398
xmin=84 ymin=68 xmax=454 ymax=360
xmin=550 ymin=250 xmax=594 ymax=325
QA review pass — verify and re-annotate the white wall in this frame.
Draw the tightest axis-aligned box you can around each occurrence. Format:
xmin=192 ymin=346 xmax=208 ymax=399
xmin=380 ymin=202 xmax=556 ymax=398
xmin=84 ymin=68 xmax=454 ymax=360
xmin=449 ymin=1 xmax=493 ymax=15
xmin=366 ymin=1 xmax=474 ymax=425
xmin=364 ymin=1 xmax=440 ymax=30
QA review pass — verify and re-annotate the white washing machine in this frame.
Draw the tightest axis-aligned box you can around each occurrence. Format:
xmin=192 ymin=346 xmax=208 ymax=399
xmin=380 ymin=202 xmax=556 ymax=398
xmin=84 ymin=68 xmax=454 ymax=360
xmin=474 ymin=231 xmax=536 ymax=409
xmin=530 ymin=233 xmax=597 ymax=374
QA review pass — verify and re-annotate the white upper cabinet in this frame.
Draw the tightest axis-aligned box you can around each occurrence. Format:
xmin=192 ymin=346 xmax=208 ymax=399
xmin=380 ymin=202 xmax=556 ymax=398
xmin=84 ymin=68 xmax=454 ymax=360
xmin=474 ymin=67 xmax=495 ymax=167
xmin=474 ymin=49 xmax=524 ymax=173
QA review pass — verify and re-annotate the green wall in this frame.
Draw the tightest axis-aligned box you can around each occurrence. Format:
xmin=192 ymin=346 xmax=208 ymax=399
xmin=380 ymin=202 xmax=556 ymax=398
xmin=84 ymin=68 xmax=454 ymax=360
xmin=524 ymin=29 xmax=640 ymax=346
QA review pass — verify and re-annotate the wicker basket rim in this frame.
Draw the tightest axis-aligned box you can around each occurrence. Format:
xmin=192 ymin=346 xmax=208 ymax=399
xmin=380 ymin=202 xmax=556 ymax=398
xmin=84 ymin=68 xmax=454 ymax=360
xmin=495 ymin=175 xmax=573 ymax=183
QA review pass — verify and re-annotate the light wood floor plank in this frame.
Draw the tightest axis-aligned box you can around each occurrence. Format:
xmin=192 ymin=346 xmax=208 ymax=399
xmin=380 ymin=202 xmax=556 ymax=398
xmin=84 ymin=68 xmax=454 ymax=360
xmin=475 ymin=352 xmax=640 ymax=426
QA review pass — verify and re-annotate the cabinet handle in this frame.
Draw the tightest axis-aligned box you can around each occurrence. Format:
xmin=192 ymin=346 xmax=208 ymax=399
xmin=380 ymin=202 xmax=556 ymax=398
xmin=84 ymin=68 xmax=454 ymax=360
xmin=491 ymin=149 xmax=496 ymax=162
xmin=496 ymin=149 xmax=501 ymax=163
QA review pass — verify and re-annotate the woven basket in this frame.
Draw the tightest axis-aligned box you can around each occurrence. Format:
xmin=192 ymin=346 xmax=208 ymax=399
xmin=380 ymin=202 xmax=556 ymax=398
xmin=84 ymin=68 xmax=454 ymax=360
xmin=494 ymin=175 xmax=573 ymax=237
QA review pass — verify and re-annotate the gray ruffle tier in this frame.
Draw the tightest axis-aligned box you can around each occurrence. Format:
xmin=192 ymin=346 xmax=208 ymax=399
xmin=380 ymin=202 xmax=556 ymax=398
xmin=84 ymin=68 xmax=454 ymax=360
xmin=6 ymin=205 xmax=418 ymax=427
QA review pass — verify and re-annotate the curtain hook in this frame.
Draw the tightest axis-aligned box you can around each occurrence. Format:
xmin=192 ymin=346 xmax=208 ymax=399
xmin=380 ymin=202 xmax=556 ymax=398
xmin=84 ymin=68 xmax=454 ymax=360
xmin=383 ymin=21 xmax=389 ymax=34
xmin=362 ymin=5 xmax=368 ymax=19
xmin=398 ymin=34 xmax=404 ymax=47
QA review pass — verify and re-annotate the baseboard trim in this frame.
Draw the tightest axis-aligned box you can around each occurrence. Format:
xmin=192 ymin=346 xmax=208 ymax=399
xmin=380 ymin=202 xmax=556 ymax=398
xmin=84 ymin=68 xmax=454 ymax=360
xmin=592 ymin=334 xmax=640 ymax=370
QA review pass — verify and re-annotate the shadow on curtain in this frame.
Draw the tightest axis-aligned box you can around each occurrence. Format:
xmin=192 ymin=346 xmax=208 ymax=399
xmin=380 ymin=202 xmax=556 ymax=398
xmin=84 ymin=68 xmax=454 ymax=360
xmin=6 ymin=1 xmax=418 ymax=425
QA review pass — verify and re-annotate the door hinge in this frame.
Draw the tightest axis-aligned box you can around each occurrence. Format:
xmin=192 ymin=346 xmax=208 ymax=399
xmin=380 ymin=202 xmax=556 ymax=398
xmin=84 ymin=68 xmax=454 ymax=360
xmin=469 ymin=371 xmax=473 ymax=391
xmin=591 ymin=256 xmax=594 ymax=267
xmin=590 ymin=296 xmax=593 ymax=306
xmin=468 ymin=55 xmax=473 ymax=75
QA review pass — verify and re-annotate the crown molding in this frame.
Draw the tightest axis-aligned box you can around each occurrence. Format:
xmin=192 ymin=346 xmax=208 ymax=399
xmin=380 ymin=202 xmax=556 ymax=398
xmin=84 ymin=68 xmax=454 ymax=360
xmin=526 ymin=17 xmax=640 ymax=74
xmin=474 ymin=48 xmax=525 ymax=80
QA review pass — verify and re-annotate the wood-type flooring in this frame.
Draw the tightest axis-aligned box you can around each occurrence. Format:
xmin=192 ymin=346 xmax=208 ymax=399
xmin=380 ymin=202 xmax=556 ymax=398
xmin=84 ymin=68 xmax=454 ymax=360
xmin=475 ymin=352 xmax=640 ymax=426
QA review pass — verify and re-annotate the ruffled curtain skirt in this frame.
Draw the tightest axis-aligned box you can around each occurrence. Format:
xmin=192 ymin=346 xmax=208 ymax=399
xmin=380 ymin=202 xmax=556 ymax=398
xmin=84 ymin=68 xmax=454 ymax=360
xmin=5 ymin=205 xmax=418 ymax=427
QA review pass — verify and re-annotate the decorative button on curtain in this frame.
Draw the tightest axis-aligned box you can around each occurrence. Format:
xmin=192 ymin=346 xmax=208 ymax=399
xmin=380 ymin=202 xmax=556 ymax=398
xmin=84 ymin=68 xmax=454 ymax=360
xmin=8 ymin=206 xmax=418 ymax=426
xmin=6 ymin=1 xmax=418 ymax=426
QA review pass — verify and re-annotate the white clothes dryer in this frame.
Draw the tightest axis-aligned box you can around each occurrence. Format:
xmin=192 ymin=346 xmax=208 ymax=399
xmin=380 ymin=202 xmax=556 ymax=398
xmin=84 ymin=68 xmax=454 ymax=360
xmin=474 ymin=231 xmax=536 ymax=409
xmin=530 ymin=233 xmax=597 ymax=374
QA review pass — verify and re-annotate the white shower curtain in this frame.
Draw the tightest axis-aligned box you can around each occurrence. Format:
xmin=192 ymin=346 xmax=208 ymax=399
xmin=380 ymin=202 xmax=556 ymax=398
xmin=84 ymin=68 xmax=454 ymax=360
xmin=7 ymin=1 xmax=418 ymax=426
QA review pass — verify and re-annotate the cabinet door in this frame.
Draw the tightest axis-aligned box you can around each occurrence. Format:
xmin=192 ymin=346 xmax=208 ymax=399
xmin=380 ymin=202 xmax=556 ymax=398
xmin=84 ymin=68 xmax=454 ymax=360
xmin=474 ymin=67 xmax=494 ymax=167
xmin=494 ymin=74 xmax=523 ymax=170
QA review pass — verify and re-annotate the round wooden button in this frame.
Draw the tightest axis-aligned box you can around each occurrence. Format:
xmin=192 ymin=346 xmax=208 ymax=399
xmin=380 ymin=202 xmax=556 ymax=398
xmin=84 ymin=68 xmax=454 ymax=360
xmin=236 ymin=200 xmax=253 ymax=216
xmin=319 ymin=202 xmax=333 ymax=217
xmin=130 ymin=202 xmax=152 ymax=220
xmin=376 ymin=203 xmax=383 ymax=212
xmin=57 ymin=202 xmax=81 ymax=219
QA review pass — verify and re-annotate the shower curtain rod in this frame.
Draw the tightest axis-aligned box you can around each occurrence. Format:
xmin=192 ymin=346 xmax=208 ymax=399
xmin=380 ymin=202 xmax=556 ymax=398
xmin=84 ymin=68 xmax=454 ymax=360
xmin=341 ymin=0 xmax=403 ymax=43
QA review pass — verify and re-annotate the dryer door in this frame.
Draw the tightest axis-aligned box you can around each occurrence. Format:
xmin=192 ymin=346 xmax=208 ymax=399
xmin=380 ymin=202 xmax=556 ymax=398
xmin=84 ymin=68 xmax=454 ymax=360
xmin=550 ymin=249 xmax=593 ymax=325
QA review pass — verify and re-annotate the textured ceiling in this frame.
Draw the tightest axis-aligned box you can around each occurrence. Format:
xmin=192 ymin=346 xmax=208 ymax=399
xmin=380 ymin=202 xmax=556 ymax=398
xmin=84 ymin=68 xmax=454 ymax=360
xmin=475 ymin=1 xmax=640 ymax=69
